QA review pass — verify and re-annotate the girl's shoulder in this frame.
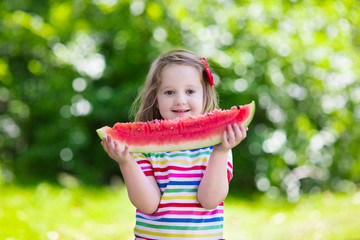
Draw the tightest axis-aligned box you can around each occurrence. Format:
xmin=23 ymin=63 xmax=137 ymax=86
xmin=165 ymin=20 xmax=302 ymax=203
xmin=137 ymin=146 xmax=215 ymax=158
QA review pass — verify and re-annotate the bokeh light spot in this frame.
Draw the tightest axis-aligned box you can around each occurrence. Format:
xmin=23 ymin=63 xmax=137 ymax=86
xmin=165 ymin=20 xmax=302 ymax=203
xmin=60 ymin=148 xmax=73 ymax=161
xmin=72 ymin=78 xmax=87 ymax=92
xmin=130 ymin=0 xmax=145 ymax=16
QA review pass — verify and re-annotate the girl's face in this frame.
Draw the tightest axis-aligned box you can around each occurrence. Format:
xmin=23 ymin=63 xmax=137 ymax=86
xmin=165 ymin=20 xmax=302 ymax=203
xmin=156 ymin=64 xmax=204 ymax=120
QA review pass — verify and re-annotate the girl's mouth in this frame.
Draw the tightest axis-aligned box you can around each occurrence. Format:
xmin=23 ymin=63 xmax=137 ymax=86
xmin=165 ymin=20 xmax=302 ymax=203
xmin=172 ymin=109 xmax=190 ymax=113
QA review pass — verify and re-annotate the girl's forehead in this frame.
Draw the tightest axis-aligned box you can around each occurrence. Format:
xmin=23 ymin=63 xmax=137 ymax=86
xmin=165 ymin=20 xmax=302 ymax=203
xmin=160 ymin=64 xmax=201 ymax=78
xmin=161 ymin=63 xmax=200 ymax=73
xmin=158 ymin=65 xmax=202 ymax=85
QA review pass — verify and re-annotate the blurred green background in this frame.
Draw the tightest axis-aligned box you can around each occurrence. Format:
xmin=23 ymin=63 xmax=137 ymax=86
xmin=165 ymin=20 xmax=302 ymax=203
xmin=1 ymin=0 xmax=360 ymax=239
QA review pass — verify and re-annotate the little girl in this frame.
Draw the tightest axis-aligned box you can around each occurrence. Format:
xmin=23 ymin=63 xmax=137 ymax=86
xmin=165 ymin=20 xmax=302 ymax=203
xmin=101 ymin=49 xmax=247 ymax=239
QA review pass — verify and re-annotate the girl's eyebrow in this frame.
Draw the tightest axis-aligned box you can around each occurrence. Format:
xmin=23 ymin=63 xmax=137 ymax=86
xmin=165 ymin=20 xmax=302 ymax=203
xmin=160 ymin=83 xmax=201 ymax=89
xmin=159 ymin=86 xmax=198 ymax=93
xmin=158 ymin=85 xmax=172 ymax=91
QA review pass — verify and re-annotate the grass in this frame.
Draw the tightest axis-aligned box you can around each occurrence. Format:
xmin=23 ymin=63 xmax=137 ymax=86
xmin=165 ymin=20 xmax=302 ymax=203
xmin=225 ymin=193 xmax=360 ymax=239
xmin=1 ymin=182 xmax=360 ymax=240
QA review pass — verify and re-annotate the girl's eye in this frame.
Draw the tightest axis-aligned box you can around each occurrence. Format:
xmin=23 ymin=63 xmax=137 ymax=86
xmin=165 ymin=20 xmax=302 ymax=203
xmin=165 ymin=90 xmax=174 ymax=95
xmin=187 ymin=90 xmax=195 ymax=94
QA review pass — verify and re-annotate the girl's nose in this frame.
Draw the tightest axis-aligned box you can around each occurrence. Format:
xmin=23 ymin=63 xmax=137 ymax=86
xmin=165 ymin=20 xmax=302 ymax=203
xmin=174 ymin=94 xmax=186 ymax=105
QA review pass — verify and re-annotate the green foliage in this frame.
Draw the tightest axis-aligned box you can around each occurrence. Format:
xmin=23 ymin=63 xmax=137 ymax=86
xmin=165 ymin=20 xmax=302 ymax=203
xmin=1 ymin=0 xmax=360 ymax=201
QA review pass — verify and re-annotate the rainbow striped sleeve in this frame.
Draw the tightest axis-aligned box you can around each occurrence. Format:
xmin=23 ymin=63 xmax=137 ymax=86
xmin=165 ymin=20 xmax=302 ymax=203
xmin=134 ymin=153 xmax=154 ymax=177
xmin=227 ymin=150 xmax=233 ymax=183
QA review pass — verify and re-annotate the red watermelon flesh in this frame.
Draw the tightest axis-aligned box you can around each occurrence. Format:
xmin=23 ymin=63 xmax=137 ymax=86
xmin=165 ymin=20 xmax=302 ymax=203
xmin=97 ymin=101 xmax=255 ymax=153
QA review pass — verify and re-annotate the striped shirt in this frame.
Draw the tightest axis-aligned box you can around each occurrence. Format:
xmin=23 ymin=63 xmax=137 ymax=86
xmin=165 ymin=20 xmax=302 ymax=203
xmin=133 ymin=146 xmax=233 ymax=240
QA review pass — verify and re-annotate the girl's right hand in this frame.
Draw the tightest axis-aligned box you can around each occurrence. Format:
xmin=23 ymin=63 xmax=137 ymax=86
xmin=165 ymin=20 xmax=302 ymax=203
xmin=101 ymin=135 xmax=133 ymax=164
xmin=213 ymin=123 xmax=248 ymax=153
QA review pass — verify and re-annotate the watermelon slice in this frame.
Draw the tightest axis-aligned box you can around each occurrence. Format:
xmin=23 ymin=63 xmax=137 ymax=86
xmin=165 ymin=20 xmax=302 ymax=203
xmin=97 ymin=101 xmax=255 ymax=153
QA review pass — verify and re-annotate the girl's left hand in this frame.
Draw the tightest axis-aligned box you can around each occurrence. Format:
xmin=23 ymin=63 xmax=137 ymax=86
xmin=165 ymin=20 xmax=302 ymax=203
xmin=214 ymin=123 xmax=248 ymax=152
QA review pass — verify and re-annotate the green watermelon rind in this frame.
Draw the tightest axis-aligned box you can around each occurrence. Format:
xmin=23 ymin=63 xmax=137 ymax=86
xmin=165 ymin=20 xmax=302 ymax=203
xmin=96 ymin=127 xmax=108 ymax=140
xmin=242 ymin=100 xmax=255 ymax=128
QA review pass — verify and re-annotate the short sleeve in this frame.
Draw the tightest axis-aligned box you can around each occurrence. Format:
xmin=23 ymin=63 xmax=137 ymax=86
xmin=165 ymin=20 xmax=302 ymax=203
xmin=227 ymin=150 xmax=233 ymax=183
xmin=133 ymin=153 xmax=154 ymax=177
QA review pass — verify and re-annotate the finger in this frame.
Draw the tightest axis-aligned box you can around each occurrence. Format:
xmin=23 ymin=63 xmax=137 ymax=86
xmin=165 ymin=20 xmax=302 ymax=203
xmin=107 ymin=135 xmax=116 ymax=150
xmin=114 ymin=141 xmax=120 ymax=153
xmin=239 ymin=125 xmax=247 ymax=139
xmin=222 ymin=130 xmax=228 ymax=145
xmin=233 ymin=123 xmax=243 ymax=140
xmin=228 ymin=124 xmax=235 ymax=138
xmin=123 ymin=144 xmax=129 ymax=154
xmin=227 ymin=124 xmax=235 ymax=142
xmin=105 ymin=135 xmax=116 ymax=152
xmin=102 ymin=138 xmax=109 ymax=152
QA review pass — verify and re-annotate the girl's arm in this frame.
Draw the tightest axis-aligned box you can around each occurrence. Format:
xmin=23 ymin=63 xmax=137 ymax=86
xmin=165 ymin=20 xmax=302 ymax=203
xmin=102 ymin=135 xmax=161 ymax=214
xmin=197 ymin=124 xmax=247 ymax=209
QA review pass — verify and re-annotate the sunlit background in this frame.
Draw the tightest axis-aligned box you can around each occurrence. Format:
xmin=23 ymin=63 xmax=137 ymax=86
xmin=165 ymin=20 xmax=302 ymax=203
xmin=1 ymin=0 xmax=360 ymax=239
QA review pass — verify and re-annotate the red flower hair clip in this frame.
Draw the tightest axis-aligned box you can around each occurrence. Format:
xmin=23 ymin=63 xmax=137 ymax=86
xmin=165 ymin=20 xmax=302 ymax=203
xmin=201 ymin=58 xmax=215 ymax=86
